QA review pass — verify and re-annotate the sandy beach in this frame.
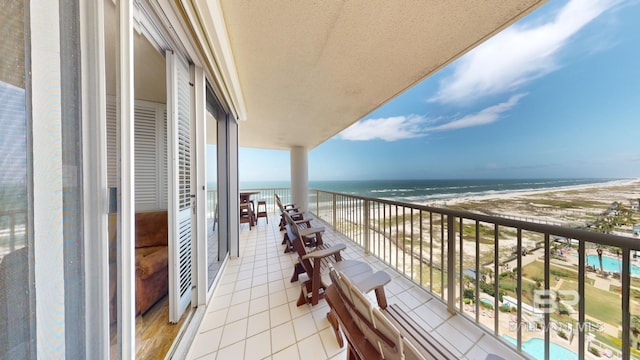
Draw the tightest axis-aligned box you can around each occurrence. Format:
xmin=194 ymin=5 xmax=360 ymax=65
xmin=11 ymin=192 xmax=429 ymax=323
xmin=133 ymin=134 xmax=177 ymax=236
xmin=435 ymin=178 xmax=640 ymax=229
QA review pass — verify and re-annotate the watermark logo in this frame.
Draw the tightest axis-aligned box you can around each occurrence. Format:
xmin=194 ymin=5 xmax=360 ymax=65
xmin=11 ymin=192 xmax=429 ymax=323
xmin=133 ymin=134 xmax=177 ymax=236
xmin=533 ymin=289 xmax=579 ymax=314
xmin=509 ymin=319 xmax=602 ymax=333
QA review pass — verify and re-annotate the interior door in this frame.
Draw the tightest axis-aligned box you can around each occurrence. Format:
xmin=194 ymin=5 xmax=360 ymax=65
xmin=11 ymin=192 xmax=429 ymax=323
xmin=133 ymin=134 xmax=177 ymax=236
xmin=166 ymin=51 xmax=192 ymax=323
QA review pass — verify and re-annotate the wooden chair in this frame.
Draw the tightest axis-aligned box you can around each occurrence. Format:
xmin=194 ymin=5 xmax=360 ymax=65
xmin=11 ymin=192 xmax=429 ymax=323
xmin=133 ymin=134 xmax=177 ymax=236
xmin=284 ymin=211 xmax=388 ymax=307
xmin=284 ymin=210 xmax=329 ymax=282
xmin=275 ymin=193 xmax=303 ymax=230
xmin=327 ymin=267 xmax=391 ymax=349
xmin=277 ymin=194 xmax=318 ymax=252
xmin=326 ymin=269 xmax=457 ymax=360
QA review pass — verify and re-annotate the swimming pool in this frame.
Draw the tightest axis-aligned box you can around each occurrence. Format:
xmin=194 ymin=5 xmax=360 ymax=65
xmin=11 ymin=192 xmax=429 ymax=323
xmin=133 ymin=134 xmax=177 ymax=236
xmin=586 ymin=255 xmax=640 ymax=275
xmin=503 ymin=335 xmax=577 ymax=360
xmin=480 ymin=298 xmax=494 ymax=307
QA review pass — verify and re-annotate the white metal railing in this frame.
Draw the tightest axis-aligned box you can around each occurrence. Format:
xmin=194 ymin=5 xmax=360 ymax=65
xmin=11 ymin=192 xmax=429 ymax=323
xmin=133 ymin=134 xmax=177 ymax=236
xmin=0 ymin=209 xmax=28 ymax=259
xmin=206 ymin=190 xmax=218 ymax=232
xmin=237 ymin=188 xmax=293 ymax=214
xmin=208 ymin=188 xmax=293 ymax=218
xmin=309 ymin=189 xmax=640 ymax=360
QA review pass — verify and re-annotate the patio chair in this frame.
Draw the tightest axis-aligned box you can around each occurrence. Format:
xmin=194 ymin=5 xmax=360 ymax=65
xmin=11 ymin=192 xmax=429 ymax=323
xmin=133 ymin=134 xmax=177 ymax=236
xmin=284 ymin=211 xmax=378 ymax=306
xmin=326 ymin=268 xmax=457 ymax=359
xmin=275 ymin=193 xmax=303 ymax=229
xmin=276 ymin=194 xmax=318 ymax=252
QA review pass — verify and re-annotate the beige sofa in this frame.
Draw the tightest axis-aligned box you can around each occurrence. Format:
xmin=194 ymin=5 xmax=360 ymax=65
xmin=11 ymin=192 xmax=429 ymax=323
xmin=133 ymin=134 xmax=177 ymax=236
xmin=109 ymin=211 xmax=169 ymax=322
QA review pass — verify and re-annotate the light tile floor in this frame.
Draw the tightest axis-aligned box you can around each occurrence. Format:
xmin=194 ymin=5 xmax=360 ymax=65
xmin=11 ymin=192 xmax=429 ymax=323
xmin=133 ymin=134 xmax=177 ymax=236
xmin=186 ymin=214 xmax=525 ymax=360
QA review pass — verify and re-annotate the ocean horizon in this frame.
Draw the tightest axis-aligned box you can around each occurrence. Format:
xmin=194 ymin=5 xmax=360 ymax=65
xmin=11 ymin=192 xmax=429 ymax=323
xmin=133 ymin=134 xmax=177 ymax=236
xmin=228 ymin=178 xmax=634 ymax=205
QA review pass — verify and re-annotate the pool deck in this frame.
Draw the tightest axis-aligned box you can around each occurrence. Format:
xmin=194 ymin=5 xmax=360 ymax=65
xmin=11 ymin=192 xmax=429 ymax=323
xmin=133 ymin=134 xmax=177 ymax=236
xmin=486 ymin=247 xmax=631 ymax=359
xmin=502 ymin=247 xmax=630 ymax=292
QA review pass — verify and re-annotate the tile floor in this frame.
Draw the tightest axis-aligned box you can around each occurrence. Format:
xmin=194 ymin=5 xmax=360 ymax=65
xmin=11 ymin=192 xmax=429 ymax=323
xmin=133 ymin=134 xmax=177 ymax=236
xmin=186 ymin=214 xmax=525 ymax=360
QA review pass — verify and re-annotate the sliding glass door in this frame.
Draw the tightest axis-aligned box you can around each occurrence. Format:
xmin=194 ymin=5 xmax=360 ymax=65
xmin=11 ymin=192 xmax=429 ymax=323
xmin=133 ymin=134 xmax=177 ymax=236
xmin=0 ymin=1 xmax=34 ymax=358
xmin=206 ymin=86 xmax=228 ymax=291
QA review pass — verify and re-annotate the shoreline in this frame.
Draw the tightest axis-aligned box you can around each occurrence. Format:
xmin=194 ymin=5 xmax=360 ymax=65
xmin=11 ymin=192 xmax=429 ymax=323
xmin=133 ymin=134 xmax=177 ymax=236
xmin=428 ymin=178 xmax=640 ymax=207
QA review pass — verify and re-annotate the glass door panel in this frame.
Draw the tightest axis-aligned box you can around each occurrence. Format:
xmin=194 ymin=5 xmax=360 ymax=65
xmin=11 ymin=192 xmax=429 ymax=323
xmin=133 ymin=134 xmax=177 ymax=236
xmin=0 ymin=1 xmax=34 ymax=358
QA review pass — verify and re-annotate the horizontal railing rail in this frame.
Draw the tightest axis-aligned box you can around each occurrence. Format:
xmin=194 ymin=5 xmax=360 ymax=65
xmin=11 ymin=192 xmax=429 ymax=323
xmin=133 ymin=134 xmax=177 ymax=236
xmin=207 ymin=188 xmax=293 ymax=216
xmin=309 ymin=188 xmax=640 ymax=360
xmin=234 ymin=188 xmax=293 ymax=214
xmin=207 ymin=188 xmax=290 ymax=234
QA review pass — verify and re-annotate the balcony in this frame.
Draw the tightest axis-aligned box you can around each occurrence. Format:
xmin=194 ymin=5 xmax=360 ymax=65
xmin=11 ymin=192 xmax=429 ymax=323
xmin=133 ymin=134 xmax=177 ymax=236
xmin=188 ymin=215 xmax=521 ymax=359
xmin=190 ymin=188 xmax=639 ymax=359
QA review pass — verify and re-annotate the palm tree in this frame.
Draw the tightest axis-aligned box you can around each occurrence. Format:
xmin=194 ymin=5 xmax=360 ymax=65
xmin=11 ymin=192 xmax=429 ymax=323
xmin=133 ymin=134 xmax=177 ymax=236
xmin=597 ymin=247 xmax=604 ymax=274
xmin=463 ymin=274 xmax=474 ymax=290
xmin=480 ymin=267 xmax=493 ymax=284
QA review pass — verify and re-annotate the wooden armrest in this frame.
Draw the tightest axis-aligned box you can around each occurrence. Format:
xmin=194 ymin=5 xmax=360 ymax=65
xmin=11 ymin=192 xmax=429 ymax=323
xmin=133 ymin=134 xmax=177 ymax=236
xmin=294 ymin=218 xmax=312 ymax=227
xmin=299 ymin=226 xmax=325 ymax=237
xmin=355 ymin=271 xmax=391 ymax=294
xmin=280 ymin=207 xmax=302 ymax=215
xmin=302 ymin=243 xmax=346 ymax=259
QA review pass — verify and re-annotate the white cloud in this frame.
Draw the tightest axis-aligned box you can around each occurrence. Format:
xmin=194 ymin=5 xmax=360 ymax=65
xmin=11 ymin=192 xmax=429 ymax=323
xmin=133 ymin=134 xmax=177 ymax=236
xmin=338 ymin=115 xmax=427 ymax=141
xmin=429 ymin=0 xmax=619 ymax=105
xmin=339 ymin=94 xmax=525 ymax=141
xmin=429 ymin=93 xmax=526 ymax=131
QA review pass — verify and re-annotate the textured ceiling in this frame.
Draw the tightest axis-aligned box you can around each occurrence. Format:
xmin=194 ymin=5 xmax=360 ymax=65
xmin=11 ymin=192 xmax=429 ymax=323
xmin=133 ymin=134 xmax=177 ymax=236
xmin=213 ymin=0 xmax=545 ymax=150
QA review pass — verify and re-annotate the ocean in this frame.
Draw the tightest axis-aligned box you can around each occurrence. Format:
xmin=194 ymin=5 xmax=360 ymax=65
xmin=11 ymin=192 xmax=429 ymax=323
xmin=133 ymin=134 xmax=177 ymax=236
xmin=237 ymin=178 xmax=623 ymax=205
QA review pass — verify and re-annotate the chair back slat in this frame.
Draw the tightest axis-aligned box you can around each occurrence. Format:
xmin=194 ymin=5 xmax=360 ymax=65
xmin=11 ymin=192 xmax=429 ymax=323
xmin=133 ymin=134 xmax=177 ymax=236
xmin=372 ymin=307 xmax=404 ymax=360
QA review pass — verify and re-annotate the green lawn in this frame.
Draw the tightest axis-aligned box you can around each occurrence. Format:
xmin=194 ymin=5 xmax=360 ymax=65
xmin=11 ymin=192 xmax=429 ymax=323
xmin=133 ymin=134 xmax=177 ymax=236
xmin=558 ymin=281 xmax=622 ymax=325
xmin=521 ymin=260 xmax=595 ymax=286
xmin=520 ymin=261 xmax=619 ymax=324
xmin=609 ymin=284 xmax=640 ymax=302
xmin=528 ymin=199 xmax=604 ymax=209
xmin=405 ymin=251 xmax=624 ymax=328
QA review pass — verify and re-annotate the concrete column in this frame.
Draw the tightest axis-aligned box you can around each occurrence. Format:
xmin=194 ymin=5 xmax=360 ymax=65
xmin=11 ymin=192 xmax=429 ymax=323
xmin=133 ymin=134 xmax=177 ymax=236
xmin=290 ymin=146 xmax=309 ymax=212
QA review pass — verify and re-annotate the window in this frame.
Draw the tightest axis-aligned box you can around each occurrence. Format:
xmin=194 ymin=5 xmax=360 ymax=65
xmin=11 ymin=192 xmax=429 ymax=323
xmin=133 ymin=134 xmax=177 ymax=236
xmin=0 ymin=1 xmax=34 ymax=358
xmin=206 ymin=87 xmax=223 ymax=289
xmin=1 ymin=1 xmax=86 ymax=357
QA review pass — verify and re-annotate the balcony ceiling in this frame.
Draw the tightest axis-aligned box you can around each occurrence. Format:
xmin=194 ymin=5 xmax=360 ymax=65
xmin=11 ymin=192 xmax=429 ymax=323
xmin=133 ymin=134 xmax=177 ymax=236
xmin=215 ymin=0 xmax=545 ymax=150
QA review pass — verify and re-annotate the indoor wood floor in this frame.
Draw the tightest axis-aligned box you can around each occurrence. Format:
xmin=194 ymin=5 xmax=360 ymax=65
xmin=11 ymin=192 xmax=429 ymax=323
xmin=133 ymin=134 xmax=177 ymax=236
xmin=136 ymin=296 xmax=191 ymax=359
xmin=110 ymin=295 xmax=190 ymax=360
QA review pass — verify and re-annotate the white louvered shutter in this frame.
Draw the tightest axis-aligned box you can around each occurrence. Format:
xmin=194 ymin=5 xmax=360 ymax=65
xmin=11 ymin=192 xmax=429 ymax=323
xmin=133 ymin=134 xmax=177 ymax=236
xmin=110 ymin=97 xmax=168 ymax=211
xmin=106 ymin=97 xmax=117 ymax=189
xmin=167 ymin=51 xmax=193 ymax=322
xmin=134 ymin=101 xmax=158 ymax=211
xmin=159 ymin=108 xmax=168 ymax=209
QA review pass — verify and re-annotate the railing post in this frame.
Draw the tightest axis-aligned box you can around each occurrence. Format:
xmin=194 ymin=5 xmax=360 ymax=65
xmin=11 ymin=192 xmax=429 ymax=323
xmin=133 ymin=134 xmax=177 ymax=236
xmin=578 ymin=241 xmax=585 ymax=360
xmin=447 ymin=215 xmax=456 ymax=314
xmin=364 ymin=199 xmax=370 ymax=255
xmin=622 ymin=248 xmax=631 ymax=360
xmin=332 ymin=193 xmax=337 ymax=229
xmin=10 ymin=212 xmax=16 ymax=251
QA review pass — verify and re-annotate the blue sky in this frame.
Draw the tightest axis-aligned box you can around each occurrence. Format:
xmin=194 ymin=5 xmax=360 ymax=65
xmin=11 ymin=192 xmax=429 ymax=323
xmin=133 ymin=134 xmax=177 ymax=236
xmin=236 ymin=0 xmax=640 ymax=182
